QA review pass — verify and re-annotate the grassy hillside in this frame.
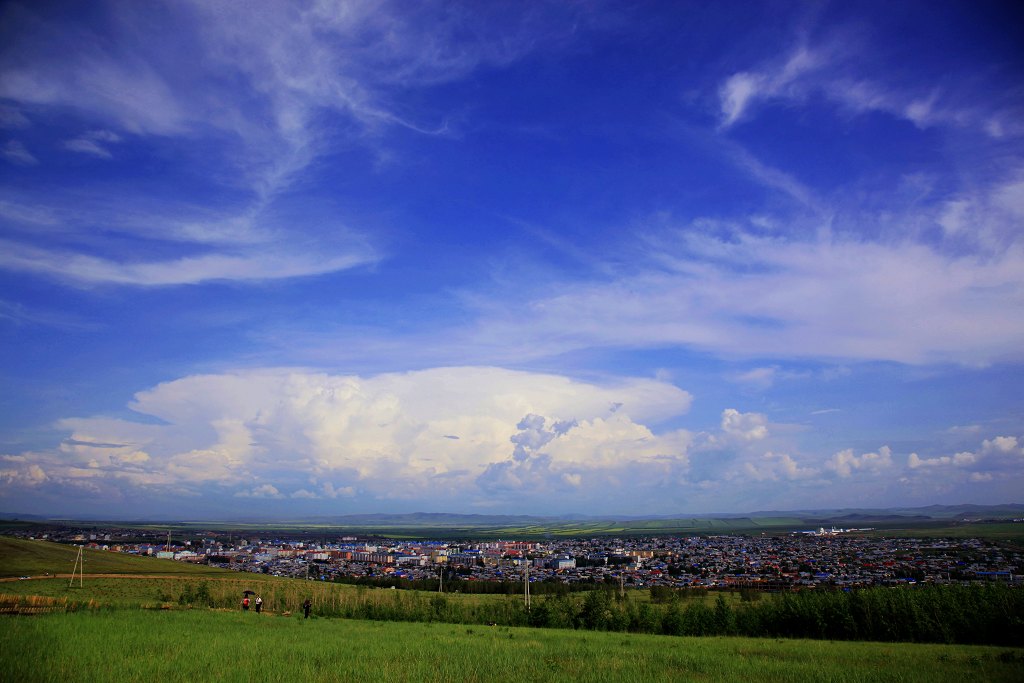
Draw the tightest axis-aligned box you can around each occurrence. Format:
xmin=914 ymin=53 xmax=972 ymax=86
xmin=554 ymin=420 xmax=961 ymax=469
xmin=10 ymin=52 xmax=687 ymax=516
xmin=0 ymin=537 xmax=546 ymax=616
xmin=0 ymin=537 xmax=230 ymax=578
xmin=3 ymin=610 xmax=1022 ymax=683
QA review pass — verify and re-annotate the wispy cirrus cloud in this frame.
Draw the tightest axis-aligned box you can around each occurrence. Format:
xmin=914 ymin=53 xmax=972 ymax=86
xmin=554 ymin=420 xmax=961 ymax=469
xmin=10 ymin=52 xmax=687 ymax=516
xmin=0 ymin=1 xmax=584 ymax=287
xmin=718 ymin=36 xmax=1023 ymax=138
xmin=63 ymin=130 xmax=121 ymax=159
xmin=719 ymin=44 xmax=825 ymax=128
xmin=0 ymin=299 xmax=99 ymax=331
xmin=0 ymin=235 xmax=377 ymax=287
xmin=0 ymin=106 xmax=31 ymax=129
xmin=448 ymin=143 xmax=1024 ymax=367
xmin=2 ymin=0 xmax=583 ymax=194
xmin=0 ymin=51 xmax=188 ymax=136
xmin=463 ymin=228 xmax=1024 ymax=366
xmin=2 ymin=140 xmax=37 ymax=165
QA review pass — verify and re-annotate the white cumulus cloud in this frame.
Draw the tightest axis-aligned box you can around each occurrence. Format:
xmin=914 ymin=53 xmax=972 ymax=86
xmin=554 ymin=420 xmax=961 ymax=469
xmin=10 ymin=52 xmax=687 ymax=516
xmin=827 ymin=446 xmax=893 ymax=478
xmin=742 ymin=451 xmax=816 ymax=482
xmin=235 ymin=484 xmax=283 ymax=499
xmin=0 ymin=367 xmax=694 ymax=510
xmin=904 ymin=435 xmax=1022 ymax=490
xmin=720 ymin=409 xmax=769 ymax=442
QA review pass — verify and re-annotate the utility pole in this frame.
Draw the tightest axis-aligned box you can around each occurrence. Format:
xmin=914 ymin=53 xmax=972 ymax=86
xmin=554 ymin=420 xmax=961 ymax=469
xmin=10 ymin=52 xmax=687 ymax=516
xmin=523 ymin=559 xmax=530 ymax=610
xmin=439 ymin=565 xmax=443 ymax=593
xmin=69 ymin=546 xmax=84 ymax=588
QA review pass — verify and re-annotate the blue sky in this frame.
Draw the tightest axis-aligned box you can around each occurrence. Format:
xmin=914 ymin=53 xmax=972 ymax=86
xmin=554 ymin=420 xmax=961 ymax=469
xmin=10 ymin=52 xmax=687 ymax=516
xmin=1 ymin=1 xmax=1023 ymax=520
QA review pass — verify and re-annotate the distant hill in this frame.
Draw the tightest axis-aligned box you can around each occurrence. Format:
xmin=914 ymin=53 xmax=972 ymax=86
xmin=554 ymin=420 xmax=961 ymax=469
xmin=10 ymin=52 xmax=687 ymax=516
xmin=0 ymin=512 xmax=54 ymax=522
xmin=285 ymin=503 xmax=1024 ymax=528
xmin=743 ymin=504 xmax=1024 ymax=522
xmin=293 ymin=512 xmax=566 ymax=526
xmin=2 ymin=503 xmax=1022 ymax=539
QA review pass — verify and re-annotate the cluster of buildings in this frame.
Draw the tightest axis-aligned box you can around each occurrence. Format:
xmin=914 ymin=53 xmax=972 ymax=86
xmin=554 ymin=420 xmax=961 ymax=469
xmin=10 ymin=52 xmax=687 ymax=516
xmin=17 ymin=526 xmax=1022 ymax=590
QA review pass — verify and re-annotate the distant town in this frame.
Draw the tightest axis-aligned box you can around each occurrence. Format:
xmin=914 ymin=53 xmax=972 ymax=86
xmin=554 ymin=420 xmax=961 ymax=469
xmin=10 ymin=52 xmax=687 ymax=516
xmin=9 ymin=524 xmax=1022 ymax=590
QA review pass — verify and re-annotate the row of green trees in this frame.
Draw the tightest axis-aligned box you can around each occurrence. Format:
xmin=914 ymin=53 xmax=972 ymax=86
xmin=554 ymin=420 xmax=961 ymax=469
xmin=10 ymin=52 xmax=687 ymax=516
xmin=524 ymin=584 xmax=1022 ymax=646
xmin=170 ymin=579 xmax=1022 ymax=647
xmin=750 ymin=584 xmax=1022 ymax=645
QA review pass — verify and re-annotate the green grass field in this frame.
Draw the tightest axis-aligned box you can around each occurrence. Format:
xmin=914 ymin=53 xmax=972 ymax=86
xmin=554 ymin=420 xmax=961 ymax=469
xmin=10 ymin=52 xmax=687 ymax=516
xmin=0 ymin=536 xmax=228 ymax=578
xmin=2 ymin=610 xmax=1022 ymax=683
xmin=865 ymin=522 xmax=1024 ymax=545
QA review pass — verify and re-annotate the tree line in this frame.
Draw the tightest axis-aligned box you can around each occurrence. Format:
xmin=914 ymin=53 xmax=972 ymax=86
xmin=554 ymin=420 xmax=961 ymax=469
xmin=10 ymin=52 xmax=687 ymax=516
xmin=525 ymin=584 xmax=1023 ymax=646
xmin=171 ymin=577 xmax=1021 ymax=646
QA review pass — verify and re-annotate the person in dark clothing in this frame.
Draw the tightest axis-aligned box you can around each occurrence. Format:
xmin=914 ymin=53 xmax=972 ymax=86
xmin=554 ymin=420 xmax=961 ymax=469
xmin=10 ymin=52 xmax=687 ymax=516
xmin=254 ymin=595 xmax=263 ymax=613
xmin=302 ymin=598 xmax=311 ymax=619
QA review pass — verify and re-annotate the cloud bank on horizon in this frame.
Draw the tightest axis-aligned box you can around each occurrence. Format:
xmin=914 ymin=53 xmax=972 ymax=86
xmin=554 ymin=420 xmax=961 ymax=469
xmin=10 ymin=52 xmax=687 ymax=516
xmin=1 ymin=1 xmax=1022 ymax=518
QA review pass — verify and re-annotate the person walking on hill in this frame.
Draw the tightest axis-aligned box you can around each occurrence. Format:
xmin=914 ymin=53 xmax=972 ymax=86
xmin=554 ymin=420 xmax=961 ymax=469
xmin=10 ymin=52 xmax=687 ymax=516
xmin=302 ymin=598 xmax=311 ymax=619
xmin=254 ymin=595 xmax=263 ymax=614
xmin=242 ymin=596 xmax=250 ymax=611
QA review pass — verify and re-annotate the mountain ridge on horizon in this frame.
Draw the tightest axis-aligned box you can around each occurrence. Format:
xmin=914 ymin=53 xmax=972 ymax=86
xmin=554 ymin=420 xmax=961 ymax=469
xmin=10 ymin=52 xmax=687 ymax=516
xmin=3 ymin=502 xmax=1023 ymax=527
